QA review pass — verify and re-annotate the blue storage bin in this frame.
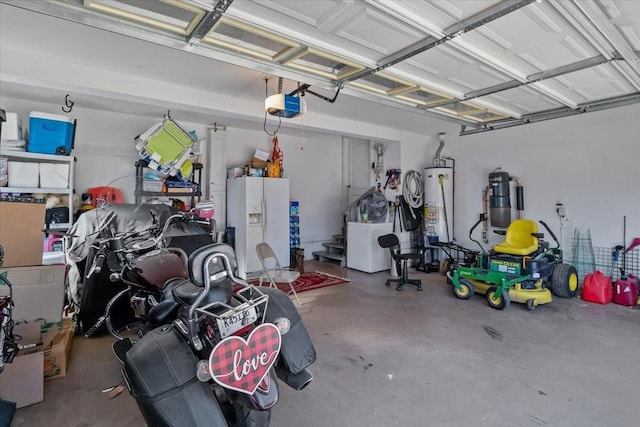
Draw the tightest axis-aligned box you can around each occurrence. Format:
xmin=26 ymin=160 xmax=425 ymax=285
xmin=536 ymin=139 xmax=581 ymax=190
xmin=28 ymin=112 xmax=75 ymax=155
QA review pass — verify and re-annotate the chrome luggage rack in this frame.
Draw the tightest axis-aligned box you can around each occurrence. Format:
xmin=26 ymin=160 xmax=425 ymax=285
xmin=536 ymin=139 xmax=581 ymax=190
xmin=186 ymin=251 xmax=269 ymax=350
xmin=194 ymin=283 xmax=269 ymax=325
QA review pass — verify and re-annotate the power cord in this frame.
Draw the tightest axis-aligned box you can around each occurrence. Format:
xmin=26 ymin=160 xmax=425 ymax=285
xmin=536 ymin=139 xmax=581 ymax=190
xmin=555 ymin=203 xmax=572 ymax=247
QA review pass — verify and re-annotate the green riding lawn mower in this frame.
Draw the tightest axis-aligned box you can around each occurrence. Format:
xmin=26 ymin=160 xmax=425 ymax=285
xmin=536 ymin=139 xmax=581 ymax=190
xmin=449 ymin=216 xmax=578 ymax=310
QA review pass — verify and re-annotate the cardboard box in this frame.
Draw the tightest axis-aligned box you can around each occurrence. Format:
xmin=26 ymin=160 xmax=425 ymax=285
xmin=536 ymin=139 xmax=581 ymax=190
xmin=0 ymin=323 xmax=57 ymax=408
xmin=253 ymin=149 xmax=269 ymax=162
xmin=250 ymin=159 xmax=269 ymax=169
xmin=0 ymin=201 xmax=46 ymax=267
xmin=0 ymin=352 xmax=43 ymax=409
xmin=44 ymin=319 xmax=75 ymax=380
xmin=0 ymin=264 xmax=66 ymax=324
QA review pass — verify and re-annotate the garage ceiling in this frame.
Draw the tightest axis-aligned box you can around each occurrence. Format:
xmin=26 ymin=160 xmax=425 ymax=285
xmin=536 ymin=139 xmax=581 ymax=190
xmin=2 ymin=0 xmax=640 ymax=134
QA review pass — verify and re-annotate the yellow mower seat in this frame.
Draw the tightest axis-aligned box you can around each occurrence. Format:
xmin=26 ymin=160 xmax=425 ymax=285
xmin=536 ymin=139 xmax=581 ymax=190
xmin=493 ymin=219 xmax=539 ymax=256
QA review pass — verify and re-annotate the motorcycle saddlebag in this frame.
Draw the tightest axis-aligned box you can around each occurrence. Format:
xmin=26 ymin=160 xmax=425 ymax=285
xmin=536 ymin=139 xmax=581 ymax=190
xmin=259 ymin=287 xmax=316 ymax=374
xmin=123 ymin=325 xmax=228 ymax=427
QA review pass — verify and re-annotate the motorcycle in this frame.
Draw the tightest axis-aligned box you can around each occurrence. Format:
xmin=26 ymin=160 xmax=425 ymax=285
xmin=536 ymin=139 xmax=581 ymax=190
xmin=119 ymin=243 xmax=316 ymax=427
xmin=82 ymin=210 xmax=210 ymax=338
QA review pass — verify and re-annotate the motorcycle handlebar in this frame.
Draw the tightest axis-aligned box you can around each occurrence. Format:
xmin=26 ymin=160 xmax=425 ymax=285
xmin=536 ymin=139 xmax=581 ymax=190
xmin=90 ymin=210 xmax=210 ymax=261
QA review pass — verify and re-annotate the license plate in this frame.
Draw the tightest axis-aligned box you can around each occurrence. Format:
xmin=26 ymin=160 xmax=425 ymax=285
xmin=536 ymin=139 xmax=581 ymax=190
xmin=216 ymin=306 xmax=258 ymax=338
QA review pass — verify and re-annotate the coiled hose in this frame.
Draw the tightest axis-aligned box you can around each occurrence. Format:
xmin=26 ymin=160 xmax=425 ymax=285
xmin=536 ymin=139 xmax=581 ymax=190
xmin=403 ymin=170 xmax=423 ymax=219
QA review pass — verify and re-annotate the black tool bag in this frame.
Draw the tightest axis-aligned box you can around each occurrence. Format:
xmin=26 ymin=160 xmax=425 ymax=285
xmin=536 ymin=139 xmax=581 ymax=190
xmin=259 ymin=287 xmax=316 ymax=374
xmin=123 ymin=325 xmax=228 ymax=427
xmin=399 ymin=196 xmax=422 ymax=232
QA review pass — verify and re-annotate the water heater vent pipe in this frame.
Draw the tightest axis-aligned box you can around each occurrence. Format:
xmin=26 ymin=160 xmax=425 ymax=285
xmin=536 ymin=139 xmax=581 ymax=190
xmin=433 ymin=132 xmax=447 ymax=167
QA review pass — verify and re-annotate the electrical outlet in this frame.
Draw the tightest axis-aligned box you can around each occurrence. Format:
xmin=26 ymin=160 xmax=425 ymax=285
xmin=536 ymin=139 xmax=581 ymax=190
xmin=556 ymin=203 xmax=566 ymax=218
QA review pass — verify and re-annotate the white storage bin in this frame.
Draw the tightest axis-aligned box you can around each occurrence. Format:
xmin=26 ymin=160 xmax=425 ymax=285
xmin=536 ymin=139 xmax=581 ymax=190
xmin=39 ymin=163 xmax=69 ymax=188
xmin=8 ymin=161 xmax=39 ymax=187
xmin=0 ymin=112 xmax=22 ymax=141
xmin=142 ymin=180 xmax=164 ymax=192
xmin=227 ymin=167 xmax=243 ymax=178
xmin=0 ymin=157 xmax=7 ymax=187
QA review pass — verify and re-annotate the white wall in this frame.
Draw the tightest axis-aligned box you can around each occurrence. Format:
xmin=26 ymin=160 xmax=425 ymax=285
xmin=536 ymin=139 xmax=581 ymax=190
xmin=224 ymin=126 xmax=345 ymax=255
xmin=0 ymin=95 xmax=354 ymax=257
xmin=438 ymin=105 xmax=640 ymax=251
xmin=0 ymin=96 xmax=211 ymax=204
xmin=4 ymin=97 xmax=639 ymax=258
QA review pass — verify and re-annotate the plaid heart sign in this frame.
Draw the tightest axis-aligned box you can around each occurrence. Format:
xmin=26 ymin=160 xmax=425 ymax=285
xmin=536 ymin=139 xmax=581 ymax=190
xmin=209 ymin=323 xmax=281 ymax=395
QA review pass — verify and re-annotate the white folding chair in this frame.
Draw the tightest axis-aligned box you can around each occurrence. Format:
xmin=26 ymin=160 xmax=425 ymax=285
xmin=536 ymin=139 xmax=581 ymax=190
xmin=256 ymin=242 xmax=302 ymax=305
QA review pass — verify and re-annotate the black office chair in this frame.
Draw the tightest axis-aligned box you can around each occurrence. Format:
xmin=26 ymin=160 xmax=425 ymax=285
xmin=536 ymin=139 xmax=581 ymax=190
xmin=377 ymin=233 xmax=422 ymax=291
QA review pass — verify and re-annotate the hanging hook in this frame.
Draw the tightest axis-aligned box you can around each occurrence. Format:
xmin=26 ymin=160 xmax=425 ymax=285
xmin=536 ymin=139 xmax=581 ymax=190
xmin=61 ymin=94 xmax=74 ymax=113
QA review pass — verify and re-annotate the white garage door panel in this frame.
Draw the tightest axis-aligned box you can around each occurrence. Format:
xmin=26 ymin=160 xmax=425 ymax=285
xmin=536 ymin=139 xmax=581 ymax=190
xmin=410 ymin=45 xmax=512 ymax=91
xmin=6 ymin=0 xmax=640 ymax=130
xmin=487 ymin=87 xmax=564 ymax=112
xmin=334 ymin=7 xmax=425 ymax=55
xmin=607 ymin=0 xmax=640 ymax=50
xmin=550 ymin=64 xmax=637 ymax=100
xmin=251 ymin=0 xmax=343 ymax=27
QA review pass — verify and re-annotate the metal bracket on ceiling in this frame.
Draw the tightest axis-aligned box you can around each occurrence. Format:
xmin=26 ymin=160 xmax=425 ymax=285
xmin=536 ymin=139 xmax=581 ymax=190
xmin=458 ymin=92 xmax=640 ymax=136
xmin=186 ymin=0 xmax=234 ymax=46
xmin=288 ymin=83 xmax=342 ymax=104
xmin=334 ymin=0 xmax=536 ymax=85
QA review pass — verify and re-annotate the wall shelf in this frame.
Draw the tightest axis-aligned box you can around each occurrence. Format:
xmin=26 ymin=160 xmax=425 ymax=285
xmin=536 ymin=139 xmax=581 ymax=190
xmin=134 ymin=160 xmax=202 ymax=207
xmin=1 ymin=148 xmax=76 ymax=229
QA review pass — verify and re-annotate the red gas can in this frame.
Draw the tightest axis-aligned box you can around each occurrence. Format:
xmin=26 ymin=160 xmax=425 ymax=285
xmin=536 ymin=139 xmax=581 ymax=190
xmin=582 ymin=270 xmax=612 ymax=304
xmin=613 ymin=275 xmax=639 ymax=306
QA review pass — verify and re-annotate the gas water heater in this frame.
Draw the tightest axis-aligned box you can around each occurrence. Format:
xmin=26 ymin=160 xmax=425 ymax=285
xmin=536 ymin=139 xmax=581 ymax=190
xmin=424 ymin=167 xmax=454 ymax=243
xmin=424 ymin=132 xmax=454 ymax=243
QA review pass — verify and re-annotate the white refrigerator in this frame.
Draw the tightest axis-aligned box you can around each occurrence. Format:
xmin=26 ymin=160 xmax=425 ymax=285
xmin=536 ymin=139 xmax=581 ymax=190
xmin=226 ymin=177 xmax=290 ymax=279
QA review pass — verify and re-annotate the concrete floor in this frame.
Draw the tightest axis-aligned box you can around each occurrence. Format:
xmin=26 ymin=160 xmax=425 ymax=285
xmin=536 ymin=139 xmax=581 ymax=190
xmin=13 ymin=260 xmax=640 ymax=427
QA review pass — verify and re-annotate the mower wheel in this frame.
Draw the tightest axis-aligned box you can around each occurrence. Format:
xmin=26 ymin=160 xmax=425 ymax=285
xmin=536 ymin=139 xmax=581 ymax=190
xmin=551 ymin=263 xmax=579 ymax=298
xmin=453 ymin=279 xmax=474 ymax=300
xmin=527 ymin=299 xmax=536 ymax=311
xmin=486 ymin=286 xmax=510 ymax=310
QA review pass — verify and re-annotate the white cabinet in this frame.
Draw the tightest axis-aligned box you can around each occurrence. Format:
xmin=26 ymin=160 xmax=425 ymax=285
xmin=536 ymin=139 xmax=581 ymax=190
xmin=346 ymin=222 xmax=393 ymax=273
xmin=207 ymin=129 xmax=227 ymax=232
xmin=0 ymin=148 xmax=75 ymax=229
xmin=207 ymin=129 xmax=227 ymax=193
